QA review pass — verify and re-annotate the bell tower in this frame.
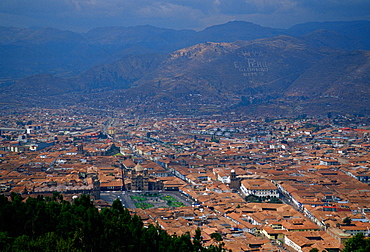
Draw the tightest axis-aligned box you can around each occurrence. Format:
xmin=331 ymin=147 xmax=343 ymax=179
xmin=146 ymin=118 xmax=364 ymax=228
xmin=229 ymin=169 xmax=240 ymax=190
xmin=77 ymin=143 xmax=84 ymax=155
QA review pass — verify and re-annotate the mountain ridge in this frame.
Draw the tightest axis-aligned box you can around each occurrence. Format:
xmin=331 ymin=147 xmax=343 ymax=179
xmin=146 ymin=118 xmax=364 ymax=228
xmin=1 ymin=20 xmax=369 ymax=80
xmin=1 ymin=20 xmax=370 ymax=117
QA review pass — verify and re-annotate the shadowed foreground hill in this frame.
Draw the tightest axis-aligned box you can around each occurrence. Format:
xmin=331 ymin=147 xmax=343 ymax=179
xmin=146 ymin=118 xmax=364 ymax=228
xmin=0 ymin=193 xmax=225 ymax=252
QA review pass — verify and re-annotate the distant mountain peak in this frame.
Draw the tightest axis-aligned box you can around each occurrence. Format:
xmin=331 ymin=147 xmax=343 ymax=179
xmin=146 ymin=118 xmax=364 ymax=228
xmin=1 ymin=20 xmax=370 ymax=116
xmin=202 ymin=20 xmax=261 ymax=30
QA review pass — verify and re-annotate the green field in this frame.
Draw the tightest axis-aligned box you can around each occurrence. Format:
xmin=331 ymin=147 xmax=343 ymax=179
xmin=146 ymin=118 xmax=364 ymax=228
xmin=160 ymin=195 xmax=176 ymax=201
xmin=135 ymin=202 xmax=154 ymax=209
xmin=141 ymin=192 xmax=160 ymax=197
xmin=130 ymin=196 xmax=147 ymax=201
xmin=129 ymin=194 xmax=186 ymax=209
xmin=167 ymin=201 xmax=185 ymax=207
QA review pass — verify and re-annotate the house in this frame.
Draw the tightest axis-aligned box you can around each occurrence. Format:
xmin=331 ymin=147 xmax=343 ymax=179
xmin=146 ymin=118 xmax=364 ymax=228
xmin=284 ymin=231 xmax=342 ymax=252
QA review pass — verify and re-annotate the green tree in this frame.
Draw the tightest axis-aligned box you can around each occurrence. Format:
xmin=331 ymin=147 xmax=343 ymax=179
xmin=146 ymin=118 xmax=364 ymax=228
xmin=193 ymin=227 xmax=204 ymax=252
xmin=210 ymin=232 xmax=223 ymax=242
xmin=245 ymin=194 xmax=261 ymax=203
xmin=0 ymin=193 xmax=226 ymax=252
xmin=269 ymin=196 xmax=282 ymax=204
xmin=343 ymin=233 xmax=370 ymax=252
xmin=343 ymin=217 xmax=352 ymax=226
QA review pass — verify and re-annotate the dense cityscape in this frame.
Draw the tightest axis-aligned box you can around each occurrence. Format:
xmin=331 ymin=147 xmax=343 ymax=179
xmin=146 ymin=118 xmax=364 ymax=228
xmin=1 ymin=107 xmax=369 ymax=251
xmin=2 ymin=0 xmax=370 ymax=250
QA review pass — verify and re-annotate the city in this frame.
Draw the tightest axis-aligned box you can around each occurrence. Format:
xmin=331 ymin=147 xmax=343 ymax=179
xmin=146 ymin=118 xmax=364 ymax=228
xmin=1 ymin=107 xmax=369 ymax=251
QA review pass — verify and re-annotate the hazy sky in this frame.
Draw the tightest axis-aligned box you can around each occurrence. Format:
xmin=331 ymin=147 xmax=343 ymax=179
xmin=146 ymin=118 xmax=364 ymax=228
xmin=1 ymin=0 xmax=370 ymax=31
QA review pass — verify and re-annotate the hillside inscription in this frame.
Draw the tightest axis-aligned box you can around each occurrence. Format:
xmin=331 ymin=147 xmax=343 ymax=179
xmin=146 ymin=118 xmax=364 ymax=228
xmin=234 ymin=50 xmax=269 ymax=77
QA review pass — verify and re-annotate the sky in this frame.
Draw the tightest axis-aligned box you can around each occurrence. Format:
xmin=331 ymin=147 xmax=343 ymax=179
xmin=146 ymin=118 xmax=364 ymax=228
xmin=1 ymin=0 xmax=370 ymax=32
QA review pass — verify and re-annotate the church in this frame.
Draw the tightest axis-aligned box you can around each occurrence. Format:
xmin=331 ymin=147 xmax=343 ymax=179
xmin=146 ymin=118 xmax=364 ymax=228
xmin=124 ymin=163 xmax=163 ymax=191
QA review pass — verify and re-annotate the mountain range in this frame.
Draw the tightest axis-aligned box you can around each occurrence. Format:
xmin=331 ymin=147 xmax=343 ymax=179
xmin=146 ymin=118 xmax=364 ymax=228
xmin=1 ymin=20 xmax=370 ymax=117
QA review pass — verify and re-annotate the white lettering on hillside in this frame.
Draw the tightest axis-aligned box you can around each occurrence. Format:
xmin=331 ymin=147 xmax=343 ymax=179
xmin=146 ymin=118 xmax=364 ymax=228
xmin=234 ymin=50 xmax=269 ymax=77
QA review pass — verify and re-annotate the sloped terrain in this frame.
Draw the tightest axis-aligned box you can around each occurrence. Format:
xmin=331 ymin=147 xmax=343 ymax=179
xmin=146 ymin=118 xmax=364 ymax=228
xmin=1 ymin=21 xmax=370 ymax=117
xmin=284 ymin=50 xmax=370 ymax=115
xmin=1 ymin=20 xmax=369 ymax=81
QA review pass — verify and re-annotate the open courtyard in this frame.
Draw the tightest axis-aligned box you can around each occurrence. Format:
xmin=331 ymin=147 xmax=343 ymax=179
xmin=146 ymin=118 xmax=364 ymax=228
xmin=100 ymin=191 xmax=194 ymax=209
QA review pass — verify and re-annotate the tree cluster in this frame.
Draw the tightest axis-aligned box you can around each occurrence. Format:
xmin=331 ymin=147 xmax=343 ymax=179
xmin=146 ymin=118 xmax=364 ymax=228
xmin=0 ymin=192 xmax=226 ymax=252
xmin=342 ymin=233 xmax=370 ymax=252
xmin=245 ymin=195 xmax=282 ymax=204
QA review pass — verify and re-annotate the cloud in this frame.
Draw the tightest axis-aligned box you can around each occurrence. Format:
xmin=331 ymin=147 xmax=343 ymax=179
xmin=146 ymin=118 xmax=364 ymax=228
xmin=0 ymin=0 xmax=369 ymax=31
xmin=296 ymin=0 xmax=370 ymax=17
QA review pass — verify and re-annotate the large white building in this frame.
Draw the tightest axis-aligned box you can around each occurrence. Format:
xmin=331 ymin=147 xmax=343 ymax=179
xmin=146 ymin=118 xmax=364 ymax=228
xmin=240 ymin=179 xmax=279 ymax=198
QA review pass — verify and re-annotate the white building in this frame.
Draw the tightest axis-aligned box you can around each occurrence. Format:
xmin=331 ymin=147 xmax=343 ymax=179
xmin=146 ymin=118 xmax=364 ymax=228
xmin=240 ymin=179 xmax=279 ymax=198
